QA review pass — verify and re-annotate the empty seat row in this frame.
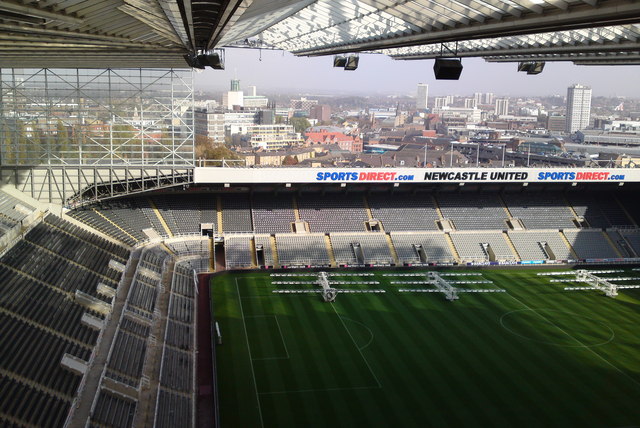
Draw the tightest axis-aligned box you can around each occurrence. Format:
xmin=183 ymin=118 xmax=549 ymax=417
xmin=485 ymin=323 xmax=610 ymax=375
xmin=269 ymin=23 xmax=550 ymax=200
xmin=90 ymin=389 xmax=136 ymax=428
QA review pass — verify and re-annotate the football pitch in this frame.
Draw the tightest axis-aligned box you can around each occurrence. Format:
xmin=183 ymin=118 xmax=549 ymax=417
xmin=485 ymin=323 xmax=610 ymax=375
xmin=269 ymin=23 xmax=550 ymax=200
xmin=211 ymin=268 xmax=640 ymax=428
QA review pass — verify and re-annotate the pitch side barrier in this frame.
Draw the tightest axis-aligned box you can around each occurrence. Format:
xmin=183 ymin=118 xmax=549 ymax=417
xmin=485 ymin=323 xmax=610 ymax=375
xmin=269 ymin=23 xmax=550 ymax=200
xmin=194 ymin=167 xmax=639 ymax=185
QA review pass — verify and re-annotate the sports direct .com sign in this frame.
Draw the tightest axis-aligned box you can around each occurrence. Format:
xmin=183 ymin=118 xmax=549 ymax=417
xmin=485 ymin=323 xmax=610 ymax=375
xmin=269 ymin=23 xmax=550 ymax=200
xmin=194 ymin=167 xmax=639 ymax=185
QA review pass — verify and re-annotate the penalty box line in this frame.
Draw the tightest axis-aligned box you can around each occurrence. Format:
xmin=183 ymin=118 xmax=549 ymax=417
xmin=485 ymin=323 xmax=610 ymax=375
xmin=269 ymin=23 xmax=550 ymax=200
xmin=506 ymin=293 xmax=640 ymax=390
xmin=244 ymin=315 xmax=291 ymax=360
xmin=235 ymin=279 xmax=265 ymax=428
xmin=259 ymin=384 xmax=381 ymax=396
xmin=331 ymin=302 xmax=382 ymax=389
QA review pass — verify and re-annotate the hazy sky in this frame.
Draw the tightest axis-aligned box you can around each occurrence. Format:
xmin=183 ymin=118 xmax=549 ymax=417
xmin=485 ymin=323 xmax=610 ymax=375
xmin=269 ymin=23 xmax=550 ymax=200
xmin=194 ymin=48 xmax=640 ymax=98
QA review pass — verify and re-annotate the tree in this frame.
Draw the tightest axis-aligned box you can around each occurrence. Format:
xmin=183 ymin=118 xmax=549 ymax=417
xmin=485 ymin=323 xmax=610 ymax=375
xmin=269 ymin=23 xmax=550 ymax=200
xmin=282 ymin=155 xmax=298 ymax=166
xmin=2 ymin=123 xmax=15 ymax=164
xmin=56 ymin=120 xmax=70 ymax=158
xmin=290 ymin=117 xmax=311 ymax=134
xmin=196 ymin=143 xmax=242 ymax=166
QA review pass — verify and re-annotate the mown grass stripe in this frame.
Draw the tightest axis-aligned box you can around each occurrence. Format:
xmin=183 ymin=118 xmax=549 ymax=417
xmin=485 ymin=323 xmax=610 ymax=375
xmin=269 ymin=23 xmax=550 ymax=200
xmin=213 ymin=269 xmax=640 ymax=427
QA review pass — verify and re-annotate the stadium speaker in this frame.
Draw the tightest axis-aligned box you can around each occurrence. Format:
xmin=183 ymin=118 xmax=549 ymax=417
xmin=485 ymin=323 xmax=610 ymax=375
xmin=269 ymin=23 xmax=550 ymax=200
xmin=202 ymin=51 xmax=225 ymax=70
xmin=433 ymin=58 xmax=463 ymax=80
xmin=518 ymin=61 xmax=545 ymax=75
xmin=344 ymin=55 xmax=359 ymax=71
xmin=334 ymin=55 xmax=347 ymax=67
xmin=183 ymin=53 xmax=205 ymax=69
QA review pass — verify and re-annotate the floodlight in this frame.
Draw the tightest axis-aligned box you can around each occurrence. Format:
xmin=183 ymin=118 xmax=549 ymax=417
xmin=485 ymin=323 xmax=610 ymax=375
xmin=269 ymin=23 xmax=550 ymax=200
xmin=201 ymin=50 xmax=225 ymax=70
xmin=183 ymin=53 xmax=205 ymax=69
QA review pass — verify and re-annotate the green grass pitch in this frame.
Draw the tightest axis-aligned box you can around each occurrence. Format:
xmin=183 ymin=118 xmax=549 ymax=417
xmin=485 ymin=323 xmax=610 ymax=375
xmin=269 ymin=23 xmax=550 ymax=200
xmin=211 ymin=268 xmax=640 ymax=427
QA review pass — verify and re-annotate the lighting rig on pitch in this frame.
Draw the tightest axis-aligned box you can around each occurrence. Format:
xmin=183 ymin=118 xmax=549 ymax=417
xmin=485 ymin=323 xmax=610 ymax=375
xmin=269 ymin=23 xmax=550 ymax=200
xmin=538 ymin=269 xmax=640 ymax=298
xmin=384 ymin=272 xmax=504 ymax=301
xmin=270 ymin=272 xmax=384 ymax=302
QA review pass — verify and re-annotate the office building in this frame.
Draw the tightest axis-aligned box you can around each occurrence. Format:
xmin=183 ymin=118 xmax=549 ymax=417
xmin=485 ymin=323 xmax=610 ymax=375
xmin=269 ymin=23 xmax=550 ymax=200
xmin=416 ymin=83 xmax=429 ymax=110
xmin=495 ymin=98 xmax=509 ymax=116
xmin=566 ymin=84 xmax=592 ymax=133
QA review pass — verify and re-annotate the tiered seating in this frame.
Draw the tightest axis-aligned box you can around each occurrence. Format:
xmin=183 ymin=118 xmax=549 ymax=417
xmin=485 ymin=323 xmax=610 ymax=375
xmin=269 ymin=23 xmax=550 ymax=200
xmin=0 ymin=268 xmax=100 ymax=345
xmin=126 ymin=250 xmax=166 ymax=318
xmin=165 ymin=238 xmax=210 ymax=257
xmin=254 ymin=235 xmax=275 ymax=266
xmin=275 ymin=234 xmax=329 ymax=266
xmin=221 ymin=194 xmax=253 ymax=232
xmin=105 ymin=329 xmax=148 ymax=387
xmin=567 ymin=193 xmax=612 ymax=228
xmin=155 ymin=390 xmax=192 ymax=428
xmin=95 ymin=199 xmax=153 ymax=241
xmin=0 ymin=314 xmax=90 ymax=396
xmin=155 ymin=263 xmax=195 ymax=428
xmin=390 ymin=232 xmax=455 ymax=264
xmin=224 ymin=235 xmax=253 ymax=268
xmin=508 ymin=231 xmax=573 ymax=261
xmin=330 ymin=233 xmax=393 ymax=265
xmin=567 ymin=193 xmax=633 ymax=228
xmin=0 ymin=376 xmax=69 ymax=428
xmin=153 ymin=194 xmax=217 ymax=235
xmin=0 ymin=190 xmax=36 ymax=222
xmin=298 ymin=194 xmax=368 ymax=232
xmin=0 ymin=190 xmax=36 ymax=238
xmin=0 ymin=214 xmax=129 ymax=428
xmin=252 ymin=194 xmax=295 ymax=233
xmin=178 ymin=258 xmax=210 ymax=272
xmin=90 ymin=389 xmax=137 ymax=427
xmin=45 ymin=215 xmax=129 ymax=261
xmin=67 ymin=208 xmax=138 ymax=246
xmin=619 ymin=231 xmax=640 ymax=256
xmin=25 ymin=222 xmax=121 ymax=281
xmin=437 ymin=193 xmax=507 ymax=230
xmin=368 ymin=193 xmax=440 ymax=231
xmin=503 ymin=193 xmax=577 ymax=230
xmin=450 ymin=232 xmax=515 ymax=262
xmin=607 ymin=230 xmax=637 ymax=257
xmin=563 ymin=230 xmax=618 ymax=259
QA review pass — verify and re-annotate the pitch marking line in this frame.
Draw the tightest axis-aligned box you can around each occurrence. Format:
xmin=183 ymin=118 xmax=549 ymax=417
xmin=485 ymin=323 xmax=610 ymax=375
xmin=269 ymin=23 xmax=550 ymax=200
xmin=506 ymin=293 xmax=640 ymax=390
xmin=235 ymin=279 xmax=265 ymax=428
xmin=331 ymin=303 xmax=382 ymax=388
xmin=340 ymin=317 xmax=375 ymax=351
xmin=246 ymin=315 xmax=291 ymax=361
xmin=259 ymin=385 xmax=381 ymax=396
xmin=499 ymin=309 xmax=615 ymax=348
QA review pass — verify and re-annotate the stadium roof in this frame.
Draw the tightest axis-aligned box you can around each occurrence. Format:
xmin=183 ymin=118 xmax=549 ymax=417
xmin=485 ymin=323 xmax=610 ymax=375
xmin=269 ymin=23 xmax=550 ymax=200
xmin=0 ymin=0 xmax=638 ymax=68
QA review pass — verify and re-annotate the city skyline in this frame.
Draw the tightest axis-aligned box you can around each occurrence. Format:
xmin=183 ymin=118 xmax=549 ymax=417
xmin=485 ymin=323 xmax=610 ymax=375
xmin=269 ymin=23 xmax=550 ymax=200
xmin=195 ymin=48 xmax=640 ymax=98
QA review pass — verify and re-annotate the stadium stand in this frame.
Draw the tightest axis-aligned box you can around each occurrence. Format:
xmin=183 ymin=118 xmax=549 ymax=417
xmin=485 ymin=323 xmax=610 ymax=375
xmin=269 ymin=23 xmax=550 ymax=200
xmin=368 ymin=193 xmax=439 ymax=231
xmin=68 ymin=207 xmax=139 ymax=246
xmin=607 ymin=230 xmax=638 ymax=257
xmin=450 ymin=232 xmax=515 ymax=262
xmin=275 ymin=233 xmax=330 ymax=266
xmin=390 ymin=232 xmax=455 ymax=264
xmin=437 ymin=193 xmax=507 ymax=230
xmin=0 ymin=214 xmax=129 ymax=428
xmin=502 ymin=193 xmax=577 ymax=230
xmin=563 ymin=230 xmax=619 ymax=259
xmin=252 ymin=194 xmax=296 ymax=233
xmin=154 ymin=263 xmax=196 ymax=428
xmin=224 ymin=235 xmax=253 ymax=268
xmin=619 ymin=230 xmax=640 ymax=256
xmin=90 ymin=389 xmax=137 ymax=427
xmin=297 ymin=194 xmax=368 ymax=232
xmin=508 ymin=231 xmax=574 ymax=261
xmin=254 ymin=235 xmax=276 ymax=267
xmin=221 ymin=195 xmax=253 ymax=232
xmin=330 ymin=233 xmax=394 ymax=265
